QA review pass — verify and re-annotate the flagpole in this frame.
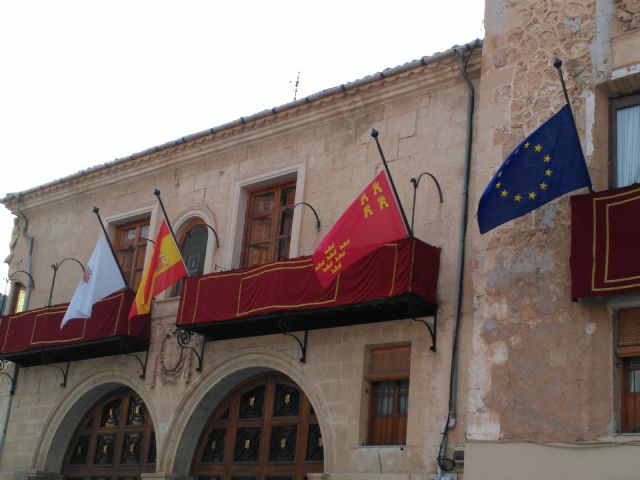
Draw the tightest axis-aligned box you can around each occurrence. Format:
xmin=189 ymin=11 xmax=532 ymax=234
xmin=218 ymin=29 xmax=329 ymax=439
xmin=153 ymin=189 xmax=181 ymax=245
xmin=153 ymin=189 xmax=191 ymax=278
xmin=93 ymin=206 xmax=130 ymax=291
xmin=370 ymin=129 xmax=414 ymax=237
xmin=553 ymin=58 xmax=594 ymax=193
xmin=553 ymin=58 xmax=572 ymax=108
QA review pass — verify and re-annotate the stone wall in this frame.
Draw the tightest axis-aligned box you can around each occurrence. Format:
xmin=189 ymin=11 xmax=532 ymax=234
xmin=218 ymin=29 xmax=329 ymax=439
xmin=467 ymin=0 xmax=611 ymax=444
xmin=0 ymin=49 xmax=480 ymax=479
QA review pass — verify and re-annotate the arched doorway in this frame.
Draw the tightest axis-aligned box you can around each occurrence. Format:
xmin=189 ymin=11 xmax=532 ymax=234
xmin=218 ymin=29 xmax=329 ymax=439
xmin=61 ymin=387 xmax=156 ymax=479
xmin=191 ymin=373 xmax=323 ymax=480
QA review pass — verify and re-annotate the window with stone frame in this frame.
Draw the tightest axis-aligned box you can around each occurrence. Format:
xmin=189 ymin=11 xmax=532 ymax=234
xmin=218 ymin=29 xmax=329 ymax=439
xmin=241 ymin=181 xmax=296 ymax=267
xmin=366 ymin=344 xmax=411 ymax=445
xmin=618 ymin=307 xmax=640 ymax=433
xmin=171 ymin=217 xmax=208 ymax=296
xmin=610 ymin=93 xmax=640 ymax=188
xmin=9 ymin=282 xmax=26 ymax=314
xmin=114 ymin=218 xmax=150 ymax=291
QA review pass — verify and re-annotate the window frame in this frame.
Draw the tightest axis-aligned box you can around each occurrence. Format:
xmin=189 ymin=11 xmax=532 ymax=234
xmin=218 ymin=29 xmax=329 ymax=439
xmin=609 ymin=92 xmax=640 ymax=189
xmin=365 ymin=344 xmax=411 ymax=446
xmin=616 ymin=306 xmax=640 ymax=433
xmin=170 ymin=217 xmax=209 ymax=296
xmin=114 ymin=218 xmax=151 ymax=292
xmin=227 ymin=163 xmax=305 ymax=272
xmin=9 ymin=282 xmax=27 ymax=314
xmin=240 ymin=181 xmax=297 ymax=268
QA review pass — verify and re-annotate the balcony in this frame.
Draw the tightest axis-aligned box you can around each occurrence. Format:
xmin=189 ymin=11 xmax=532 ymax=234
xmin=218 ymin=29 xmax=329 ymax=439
xmin=0 ymin=289 xmax=149 ymax=367
xmin=177 ymin=238 xmax=440 ymax=341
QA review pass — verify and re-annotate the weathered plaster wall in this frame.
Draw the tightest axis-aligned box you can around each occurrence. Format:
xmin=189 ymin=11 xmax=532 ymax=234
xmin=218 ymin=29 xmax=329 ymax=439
xmin=468 ymin=0 xmax=613 ymax=445
xmin=0 ymin=50 xmax=480 ymax=479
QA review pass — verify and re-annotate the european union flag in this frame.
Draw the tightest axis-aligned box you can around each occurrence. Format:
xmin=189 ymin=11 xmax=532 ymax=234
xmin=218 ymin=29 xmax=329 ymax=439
xmin=478 ymin=105 xmax=592 ymax=234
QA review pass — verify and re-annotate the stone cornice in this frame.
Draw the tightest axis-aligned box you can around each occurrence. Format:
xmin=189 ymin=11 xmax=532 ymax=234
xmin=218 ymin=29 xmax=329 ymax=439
xmin=2 ymin=41 xmax=482 ymax=213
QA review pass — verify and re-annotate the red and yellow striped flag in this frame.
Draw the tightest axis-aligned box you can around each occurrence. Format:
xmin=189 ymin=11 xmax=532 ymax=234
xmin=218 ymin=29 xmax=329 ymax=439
xmin=128 ymin=219 xmax=187 ymax=318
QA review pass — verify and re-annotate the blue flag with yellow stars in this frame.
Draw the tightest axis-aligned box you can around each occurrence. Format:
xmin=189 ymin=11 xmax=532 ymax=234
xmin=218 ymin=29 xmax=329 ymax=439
xmin=478 ymin=105 xmax=592 ymax=234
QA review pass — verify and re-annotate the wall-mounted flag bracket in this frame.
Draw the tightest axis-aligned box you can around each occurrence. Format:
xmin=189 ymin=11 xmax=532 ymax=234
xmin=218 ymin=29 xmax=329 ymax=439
xmin=0 ymin=360 xmax=18 ymax=395
xmin=278 ymin=318 xmax=308 ymax=363
xmin=287 ymin=202 xmax=321 ymax=232
xmin=44 ymin=361 xmax=70 ymax=387
xmin=48 ymin=257 xmax=85 ymax=307
xmin=174 ymin=328 xmax=206 ymax=372
xmin=411 ymin=309 xmax=438 ymax=352
xmin=410 ymin=172 xmax=443 ymax=232
xmin=124 ymin=350 xmax=149 ymax=379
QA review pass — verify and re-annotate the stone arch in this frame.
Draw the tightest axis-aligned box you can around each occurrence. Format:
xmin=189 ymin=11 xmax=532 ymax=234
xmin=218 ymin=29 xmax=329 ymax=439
xmin=173 ymin=206 xmax=218 ymax=275
xmin=31 ymin=366 xmax=157 ymax=474
xmin=159 ymin=347 xmax=333 ymax=475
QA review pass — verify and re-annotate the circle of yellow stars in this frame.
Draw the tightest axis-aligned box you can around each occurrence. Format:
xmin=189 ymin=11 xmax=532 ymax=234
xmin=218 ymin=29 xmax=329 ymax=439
xmin=494 ymin=141 xmax=552 ymax=203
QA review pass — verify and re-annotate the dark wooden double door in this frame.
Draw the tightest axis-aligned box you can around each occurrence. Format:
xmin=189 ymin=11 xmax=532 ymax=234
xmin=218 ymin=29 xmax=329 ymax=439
xmin=62 ymin=375 xmax=323 ymax=480
xmin=192 ymin=374 xmax=324 ymax=480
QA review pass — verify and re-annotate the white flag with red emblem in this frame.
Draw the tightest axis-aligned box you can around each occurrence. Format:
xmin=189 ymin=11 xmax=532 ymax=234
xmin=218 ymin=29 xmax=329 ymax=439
xmin=61 ymin=233 xmax=126 ymax=328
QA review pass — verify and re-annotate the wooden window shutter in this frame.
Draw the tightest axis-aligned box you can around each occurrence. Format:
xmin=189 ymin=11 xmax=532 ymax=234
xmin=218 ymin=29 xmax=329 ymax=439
xmin=367 ymin=344 xmax=411 ymax=382
xmin=618 ymin=308 xmax=640 ymax=357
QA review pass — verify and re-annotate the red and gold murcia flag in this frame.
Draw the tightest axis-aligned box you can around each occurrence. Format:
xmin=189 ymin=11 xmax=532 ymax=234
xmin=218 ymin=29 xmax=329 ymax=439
xmin=570 ymin=184 xmax=640 ymax=300
xmin=312 ymin=170 xmax=408 ymax=287
xmin=129 ymin=219 xmax=188 ymax=318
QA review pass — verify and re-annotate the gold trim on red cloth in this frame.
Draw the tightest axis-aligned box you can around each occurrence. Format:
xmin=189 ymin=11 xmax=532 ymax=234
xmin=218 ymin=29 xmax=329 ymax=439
xmin=591 ymin=186 xmax=640 ymax=292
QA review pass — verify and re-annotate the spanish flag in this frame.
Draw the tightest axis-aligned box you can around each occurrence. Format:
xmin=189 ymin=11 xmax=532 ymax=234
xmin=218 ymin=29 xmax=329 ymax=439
xmin=128 ymin=219 xmax=187 ymax=318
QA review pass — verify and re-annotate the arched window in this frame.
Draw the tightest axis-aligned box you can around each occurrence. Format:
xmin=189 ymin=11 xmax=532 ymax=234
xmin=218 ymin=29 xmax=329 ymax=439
xmin=179 ymin=219 xmax=208 ymax=277
xmin=191 ymin=373 xmax=323 ymax=480
xmin=62 ymin=388 xmax=156 ymax=479
xmin=9 ymin=282 xmax=27 ymax=314
xmin=172 ymin=218 xmax=209 ymax=296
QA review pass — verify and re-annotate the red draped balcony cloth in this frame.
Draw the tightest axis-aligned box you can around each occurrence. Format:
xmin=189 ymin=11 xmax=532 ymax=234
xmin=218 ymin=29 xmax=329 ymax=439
xmin=0 ymin=289 xmax=149 ymax=366
xmin=177 ymin=238 xmax=440 ymax=337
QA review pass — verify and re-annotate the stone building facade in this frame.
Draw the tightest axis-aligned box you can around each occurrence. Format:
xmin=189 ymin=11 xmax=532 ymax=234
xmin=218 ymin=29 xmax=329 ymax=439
xmin=1 ymin=1 xmax=640 ymax=479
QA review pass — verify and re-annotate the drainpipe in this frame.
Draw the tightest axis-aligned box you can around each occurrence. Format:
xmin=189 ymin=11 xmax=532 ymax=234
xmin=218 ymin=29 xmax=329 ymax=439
xmin=436 ymin=40 xmax=477 ymax=475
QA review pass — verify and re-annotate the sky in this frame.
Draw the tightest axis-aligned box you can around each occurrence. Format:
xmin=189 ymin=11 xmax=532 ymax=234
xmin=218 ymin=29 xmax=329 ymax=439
xmin=0 ymin=0 xmax=484 ymax=287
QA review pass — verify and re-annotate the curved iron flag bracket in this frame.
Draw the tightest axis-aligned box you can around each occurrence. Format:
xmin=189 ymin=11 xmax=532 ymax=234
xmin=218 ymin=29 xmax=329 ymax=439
xmin=48 ymin=257 xmax=85 ymax=307
xmin=197 ymin=223 xmax=220 ymax=249
xmin=278 ymin=318 xmax=308 ymax=363
xmin=174 ymin=328 xmax=206 ymax=372
xmin=411 ymin=309 xmax=438 ymax=352
xmin=287 ymin=202 xmax=321 ymax=232
xmin=44 ymin=362 xmax=70 ymax=387
xmin=410 ymin=172 xmax=444 ymax=233
xmin=0 ymin=360 xmax=18 ymax=395
xmin=125 ymin=350 xmax=149 ymax=379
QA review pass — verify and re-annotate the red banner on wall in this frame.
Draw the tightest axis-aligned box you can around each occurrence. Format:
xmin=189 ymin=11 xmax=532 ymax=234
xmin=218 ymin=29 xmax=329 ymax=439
xmin=570 ymin=184 xmax=640 ymax=300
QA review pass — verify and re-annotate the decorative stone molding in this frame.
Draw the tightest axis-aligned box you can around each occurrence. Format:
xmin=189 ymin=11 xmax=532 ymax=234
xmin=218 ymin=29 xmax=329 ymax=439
xmin=616 ymin=0 xmax=640 ymax=31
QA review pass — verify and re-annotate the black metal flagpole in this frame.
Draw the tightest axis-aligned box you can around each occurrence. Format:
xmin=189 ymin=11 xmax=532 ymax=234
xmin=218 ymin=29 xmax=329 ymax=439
xmin=153 ymin=189 xmax=180 ymax=245
xmin=553 ymin=58 xmax=572 ymax=108
xmin=153 ymin=189 xmax=189 ymax=277
xmin=553 ymin=58 xmax=594 ymax=193
xmin=370 ymin=129 xmax=414 ymax=237
xmin=93 ymin=206 xmax=130 ymax=291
